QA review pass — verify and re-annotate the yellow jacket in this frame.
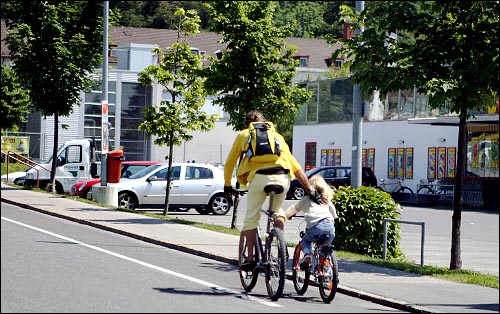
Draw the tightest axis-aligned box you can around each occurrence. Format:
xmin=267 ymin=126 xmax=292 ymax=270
xmin=224 ymin=128 xmax=303 ymax=187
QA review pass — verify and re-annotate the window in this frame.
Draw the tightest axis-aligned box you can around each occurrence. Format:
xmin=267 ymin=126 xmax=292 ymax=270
xmin=186 ymin=166 xmax=213 ymax=180
xmin=154 ymin=168 xmax=169 ymax=180
xmin=305 ymin=142 xmax=317 ymax=170
xmin=294 ymin=55 xmax=309 ymax=67
xmin=299 ymin=57 xmax=309 ymax=67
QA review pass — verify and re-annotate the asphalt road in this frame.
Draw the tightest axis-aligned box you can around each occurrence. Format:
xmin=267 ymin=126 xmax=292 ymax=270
xmin=1 ymin=202 xmax=405 ymax=313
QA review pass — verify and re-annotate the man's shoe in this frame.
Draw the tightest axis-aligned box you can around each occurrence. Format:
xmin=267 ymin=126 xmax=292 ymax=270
xmin=241 ymin=260 xmax=257 ymax=271
xmin=299 ymin=254 xmax=311 ymax=270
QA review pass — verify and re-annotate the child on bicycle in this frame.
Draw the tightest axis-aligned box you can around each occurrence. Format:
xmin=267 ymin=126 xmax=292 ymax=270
xmin=284 ymin=175 xmax=337 ymax=268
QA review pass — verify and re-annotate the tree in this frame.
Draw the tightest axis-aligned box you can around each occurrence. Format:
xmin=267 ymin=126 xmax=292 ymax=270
xmin=2 ymin=1 xmax=104 ymax=193
xmin=203 ymin=1 xmax=312 ymax=133
xmin=138 ymin=8 xmax=218 ymax=216
xmin=1 ymin=64 xmax=31 ymax=132
xmin=329 ymin=1 xmax=499 ymax=270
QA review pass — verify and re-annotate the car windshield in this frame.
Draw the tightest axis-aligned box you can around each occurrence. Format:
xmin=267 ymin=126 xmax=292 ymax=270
xmin=128 ymin=164 xmax=164 ymax=179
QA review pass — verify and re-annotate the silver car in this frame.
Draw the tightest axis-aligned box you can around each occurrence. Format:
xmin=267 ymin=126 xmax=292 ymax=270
xmin=107 ymin=163 xmax=232 ymax=215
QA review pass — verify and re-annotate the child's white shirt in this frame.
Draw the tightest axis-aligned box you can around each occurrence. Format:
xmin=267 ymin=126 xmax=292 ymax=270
xmin=285 ymin=196 xmax=337 ymax=229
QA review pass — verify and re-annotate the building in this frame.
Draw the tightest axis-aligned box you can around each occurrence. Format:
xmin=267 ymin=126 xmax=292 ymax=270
xmin=2 ymin=23 xmax=498 ymax=208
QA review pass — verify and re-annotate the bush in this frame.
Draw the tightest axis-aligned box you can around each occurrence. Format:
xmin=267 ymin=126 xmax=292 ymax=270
xmin=332 ymin=186 xmax=403 ymax=259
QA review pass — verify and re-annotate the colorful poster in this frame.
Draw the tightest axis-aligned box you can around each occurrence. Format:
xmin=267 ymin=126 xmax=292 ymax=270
xmin=321 ymin=149 xmax=327 ymax=166
xmin=438 ymin=147 xmax=447 ymax=179
xmin=1 ymin=136 xmax=30 ymax=156
xmin=427 ymin=147 xmax=437 ymax=180
xmin=405 ymin=148 xmax=414 ymax=179
xmin=368 ymin=148 xmax=375 ymax=172
xmin=362 ymin=149 xmax=367 ymax=167
xmin=101 ymin=101 xmax=109 ymax=154
xmin=471 ymin=137 xmax=479 ymax=169
xmin=397 ymin=147 xmax=405 ymax=179
xmin=388 ymin=148 xmax=396 ymax=179
xmin=447 ymin=147 xmax=456 ymax=178
xmin=327 ymin=149 xmax=334 ymax=166
xmin=335 ymin=149 xmax=341 ymax=166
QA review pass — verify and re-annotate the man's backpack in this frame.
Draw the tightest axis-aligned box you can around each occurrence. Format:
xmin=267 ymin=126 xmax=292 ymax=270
xmin=246 ymin=121 xmax=281 ymax=162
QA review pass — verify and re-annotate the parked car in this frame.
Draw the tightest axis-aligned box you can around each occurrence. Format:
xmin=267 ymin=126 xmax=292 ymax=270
xmin=70 ymin=161 xmax=159 ymax=199
xmin=102 ymin=162 xmax=233 ymax=215
xmin=286 ymin=166 xmax=378 ymax=200
xmin=1 ymin=170 xmax=27 ymax=186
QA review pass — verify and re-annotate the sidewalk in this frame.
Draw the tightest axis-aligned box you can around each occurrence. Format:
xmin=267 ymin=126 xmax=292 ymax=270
xmin=1 ymin=183 xmax=498 ymax=313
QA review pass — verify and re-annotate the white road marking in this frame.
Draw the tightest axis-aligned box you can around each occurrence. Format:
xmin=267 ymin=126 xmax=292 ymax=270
xmin=2 ymin=216 xmax=281 ymax=308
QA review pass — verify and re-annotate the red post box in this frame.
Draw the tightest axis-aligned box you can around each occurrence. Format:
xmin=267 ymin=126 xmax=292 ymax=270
xmin=107 ymin=149 xmax=124 ymax=183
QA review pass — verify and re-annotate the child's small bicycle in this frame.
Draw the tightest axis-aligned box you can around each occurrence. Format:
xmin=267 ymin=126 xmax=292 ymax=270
xmin=291 ymin=223 xmax=339 ymax=303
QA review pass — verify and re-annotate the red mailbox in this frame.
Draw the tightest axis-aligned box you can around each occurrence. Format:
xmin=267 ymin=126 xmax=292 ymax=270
xmin=107 ymin=149 xmax=124 ymax=183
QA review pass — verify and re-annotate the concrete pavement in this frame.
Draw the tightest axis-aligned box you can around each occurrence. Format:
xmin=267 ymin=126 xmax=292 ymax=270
xmin=1 ymin=183 xmax=498 ymax=313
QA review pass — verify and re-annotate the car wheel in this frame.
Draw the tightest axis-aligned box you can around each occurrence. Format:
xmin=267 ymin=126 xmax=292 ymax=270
xmin=209 ymin=193 xmax=231 ymax=215
xmin=118 ymin=192 xmax=138 ymax=210
xmin=293 ymin=187 xmax=306 ymax=200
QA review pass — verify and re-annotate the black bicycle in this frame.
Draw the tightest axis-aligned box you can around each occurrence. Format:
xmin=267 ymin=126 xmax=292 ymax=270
xmin=292 ymin=222 xmax=339 ymax=303
xmin=237 ymin=184 xmax=287 ymax=301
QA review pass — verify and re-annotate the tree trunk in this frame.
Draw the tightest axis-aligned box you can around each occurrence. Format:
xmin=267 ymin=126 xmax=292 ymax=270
xmin=450 ymin=104 xmax=467 ymax=270
xmin=163 ymin=131 xmax=175 ymax=216
xmin=50 ymin=112 xmax=59 ymax=194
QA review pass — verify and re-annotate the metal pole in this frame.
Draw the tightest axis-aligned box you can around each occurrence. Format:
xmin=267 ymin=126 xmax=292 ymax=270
xmin=351 ymin=0 xmax=364 ymax=188
xmin=101 ymin=1 xmax=109 ymax=186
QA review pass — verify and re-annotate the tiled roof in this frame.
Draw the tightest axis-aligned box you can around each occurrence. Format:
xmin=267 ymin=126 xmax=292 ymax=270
xmin=2 ymin=21 xmax=339 ymax=69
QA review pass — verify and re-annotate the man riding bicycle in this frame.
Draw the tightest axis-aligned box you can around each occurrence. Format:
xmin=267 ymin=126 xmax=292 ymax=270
xmin=224 ymin=109 xmax=323 ymax=271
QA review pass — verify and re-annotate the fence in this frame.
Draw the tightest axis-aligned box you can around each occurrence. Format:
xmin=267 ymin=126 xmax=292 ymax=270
xmin=383 ymin=218 xmax=426 ymax=266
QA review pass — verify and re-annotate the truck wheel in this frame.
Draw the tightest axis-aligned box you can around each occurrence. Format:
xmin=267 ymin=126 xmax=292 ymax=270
xmin=44 ymin=182 xmax=64 ymax=194
xmin=118 ymin=192 xmax=138 ymax=210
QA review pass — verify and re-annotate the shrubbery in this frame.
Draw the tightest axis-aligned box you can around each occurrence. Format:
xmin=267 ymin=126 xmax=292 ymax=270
xmin=332 ymin=186 xmax=403 ymax=259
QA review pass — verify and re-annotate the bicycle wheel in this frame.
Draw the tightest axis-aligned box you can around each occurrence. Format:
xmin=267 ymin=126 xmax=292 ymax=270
xmin=292 ymin=242 xmax=310 ymax=295
xmin=417 ymin=186 xmax=434 ymax=194
xmin=398 ymin=186 xmax=414 ymax=195
xmin=238 ymin=233 xmax=259 ymax=292
xmin=319 ymin=248 xmax=339 ymax=304
xmin=264 ymin=228 xmax=287 ymax=301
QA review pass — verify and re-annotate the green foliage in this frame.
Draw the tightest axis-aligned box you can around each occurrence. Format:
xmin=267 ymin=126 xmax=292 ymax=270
xmin=328 ymin=0 xmax=498 ymax=270
xmin=138 ymin=8 xmax=218 ymax=148
xmin=332 ymin=186 xmax=403 ymax=259
xmin=2 ymin=1 xmax=104 ymax=118
xmin=328 ymin=1 xmax=499 ymax=117
xmin=0 ymin=64 xmax=31 ymax=131
xmin=202 ymin=1 xmax=312 ymax=132
xmin=137 ymin=8 xmax=218 ymax=215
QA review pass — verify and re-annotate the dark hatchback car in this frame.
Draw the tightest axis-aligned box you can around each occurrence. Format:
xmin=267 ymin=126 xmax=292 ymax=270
xmin=286 ymin=166 xmax=378 ymax=200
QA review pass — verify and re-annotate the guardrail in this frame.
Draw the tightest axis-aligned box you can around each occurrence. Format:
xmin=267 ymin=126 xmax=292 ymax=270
xmin=383 ymin=218 xmax=425 ymax=266
xmin=1 ymin=150 xmax=51 ymax=188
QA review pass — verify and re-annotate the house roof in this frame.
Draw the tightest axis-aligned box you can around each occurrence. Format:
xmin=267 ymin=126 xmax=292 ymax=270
xmin=2 ymin=21 xmax=339 ymax=70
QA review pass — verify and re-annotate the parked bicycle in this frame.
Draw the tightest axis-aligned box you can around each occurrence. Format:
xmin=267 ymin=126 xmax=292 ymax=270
xmin=292 ymin=221 xmax=339 ymax=303
xmin=236 ymin=184 xmax=288 ymax=301
xmin=377 ymin=177 xmax=414 ymax=196
xmin=416 ymin=180 xmax=453 ymax=195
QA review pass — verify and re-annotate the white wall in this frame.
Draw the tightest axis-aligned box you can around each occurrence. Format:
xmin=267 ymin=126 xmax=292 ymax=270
xmin=152 ymin=121 xmax=238 ymax=165
xmin=293 ymin=120 xmax=459 ymax=192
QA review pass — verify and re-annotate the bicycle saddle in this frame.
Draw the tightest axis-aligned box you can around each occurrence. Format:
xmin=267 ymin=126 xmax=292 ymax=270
xmin=264 ymin=184 xmax=284 ymax=194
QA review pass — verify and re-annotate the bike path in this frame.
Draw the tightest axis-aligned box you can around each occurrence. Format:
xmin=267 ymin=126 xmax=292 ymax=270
xmin=1 ymin=183 xmax=498 ymax=313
